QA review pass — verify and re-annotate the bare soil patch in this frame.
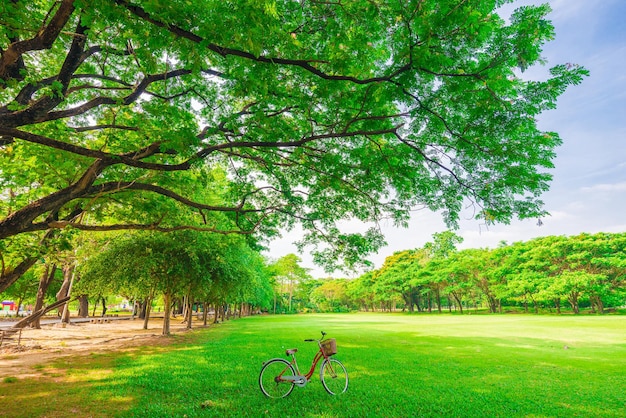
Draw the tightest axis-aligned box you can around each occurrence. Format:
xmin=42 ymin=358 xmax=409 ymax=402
xmin=0 ymin=318 xmax=205 ymax=378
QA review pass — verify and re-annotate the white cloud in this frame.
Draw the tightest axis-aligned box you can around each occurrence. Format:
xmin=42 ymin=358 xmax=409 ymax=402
xmin=549 ymin=0 xmax=604 ymax=21
xmin=581 ymin=182 xmax=626 ymax=193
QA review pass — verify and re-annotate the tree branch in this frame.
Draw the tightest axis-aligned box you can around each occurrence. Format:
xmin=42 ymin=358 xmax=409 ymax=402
xmin=85 ymin=181 xmax=268 ymax=213
xmin=0 ymin=0 xmax=76 ymax=82
xmin=114 ymin=0 xmax=411 ymax=85
xmin=42 ymin=221 xmax=261 ymax=235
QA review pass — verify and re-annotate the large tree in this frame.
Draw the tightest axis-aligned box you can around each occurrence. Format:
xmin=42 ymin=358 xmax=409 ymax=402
xmin=0 ymin=0 xmax=587 ymax=291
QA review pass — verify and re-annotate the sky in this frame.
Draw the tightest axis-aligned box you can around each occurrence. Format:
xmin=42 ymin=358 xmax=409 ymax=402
xmin=267 ymin=0 xmax=626 ymax=278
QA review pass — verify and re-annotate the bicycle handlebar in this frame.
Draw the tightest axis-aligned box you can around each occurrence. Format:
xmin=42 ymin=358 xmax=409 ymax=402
xmin=304 ymin=331 xmax=327 ymax=343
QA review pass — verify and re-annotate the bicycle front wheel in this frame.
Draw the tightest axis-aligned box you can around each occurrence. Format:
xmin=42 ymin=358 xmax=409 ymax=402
xmin=259 ymin=358 xmax=296 ymax=398
xmin=320 ymin=358 xmax=348 ymax=395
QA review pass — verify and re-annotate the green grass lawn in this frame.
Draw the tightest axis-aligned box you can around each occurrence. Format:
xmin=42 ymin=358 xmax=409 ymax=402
xmin=2 ymin=313 xmax=625 ymax=417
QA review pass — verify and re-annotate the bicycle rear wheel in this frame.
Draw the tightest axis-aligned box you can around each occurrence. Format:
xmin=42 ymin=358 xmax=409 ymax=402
xmin=259 ymin=358 xmax=296 ymax=398
xmin=320 ymin=358 xmax=348 ymax=395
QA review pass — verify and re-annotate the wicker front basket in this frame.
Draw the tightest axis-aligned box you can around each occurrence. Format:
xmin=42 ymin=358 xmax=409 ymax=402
xmin=321 ymin=338 xmax=337 ymax=356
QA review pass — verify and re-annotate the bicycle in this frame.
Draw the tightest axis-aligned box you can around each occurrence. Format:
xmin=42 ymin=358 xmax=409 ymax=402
xmin=259 ymin=331 xmax=349 ymax=398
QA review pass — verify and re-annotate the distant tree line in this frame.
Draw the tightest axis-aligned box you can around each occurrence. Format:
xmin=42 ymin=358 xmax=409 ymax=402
xmin=294 ymin=232 xmax=626 ymax=314
xmin=3 ymin=231 xmax=623 ymax=333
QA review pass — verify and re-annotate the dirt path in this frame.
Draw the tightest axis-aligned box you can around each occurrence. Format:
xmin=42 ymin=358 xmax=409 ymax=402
xmin=0 ymin=318 xmax=204 ymax=378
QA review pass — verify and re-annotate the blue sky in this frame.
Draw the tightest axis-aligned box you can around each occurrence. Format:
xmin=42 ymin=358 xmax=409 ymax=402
xmin=269 ymin=0 xmax=626 ymax=277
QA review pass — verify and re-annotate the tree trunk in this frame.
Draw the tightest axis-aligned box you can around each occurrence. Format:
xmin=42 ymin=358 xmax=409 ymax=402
xmin=131 ymin=300 xmax=138 ymax=319
xmin=213 ymin=303 xmax=219 ymax=324
xmin=13 ymin=297 xmax=70 ymax=329
xmin=31 ymin=264 xmax=57 ymax=329
xmin=181 ymin=295 xmax=188 ymax=322
xmin=56 ymin=265 xmax=72 ymax=312
xmin=452 ymin=293 xmax=464 ymax=314
xmin=596 ymin=297 xmax=604 ymax=314
xmin=591 ymin=296 xmax=604 ymax=314
xmin=0 ymin=257 xmax=38 ymax=294
xmin=57 ymin=265 xmax=75 ymax=323
xmin=15 ymin=296 xmax=24 ymax=317
xmin=137 ymin=300 xmax=143 ymax=318
xmin=77 ymin=295 xmax=89 ymax=317
xmin=142 ymin=295 xmax=152 ymax=330
xmin=101 ymin=297 xmax=107 ymax=316
xmin=162 ymin=293 xmax=172 ymax=335
xmin=185 ymin=294 xmax=194 ymax=329
xmin=202 ymin=302 xmax=208 ymax=326
xmin=436 ymin=288 xmax=442 ymax=313
xmin=568 ymin=292 xmax=580 ymax=314
xmin=0 ymin=223 xmax=77 ymax=293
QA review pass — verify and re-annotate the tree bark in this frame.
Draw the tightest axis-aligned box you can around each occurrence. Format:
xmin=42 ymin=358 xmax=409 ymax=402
xmin=162 ymin=292 xmax=171 ymax=335
xmin=142 ymin=295 xmax=152 ymax=329
xmin=452 ymin=293 xmax=464 ymax=314
xmin=591 ymin=296 xmax=604 ymax=314
xmin=56 ymin=265 xmax=74 ymax=322
xmin=436 ymin=288 xmax=442 ymax=313
xmin=202 ymin=302 xmax=208 ymax=326
xmin=31 ymin=264 xmax=57 ymax=329
xmin=0 ymin=257 xmax=38 ymax=294
xmin=181 ymin=295 xmax=188 ymax=322
xmin=138 ymin=300 xmax=147 ymax=319
xmin=13 ymin=297 xmax=70 ymax=329
xmin=185 ymin=294 xmax=194 ymax=329
xmin=77 ymin=295 xmax=89 ymax=317
xmin=568 ymin=292 xmax=580 ymax=314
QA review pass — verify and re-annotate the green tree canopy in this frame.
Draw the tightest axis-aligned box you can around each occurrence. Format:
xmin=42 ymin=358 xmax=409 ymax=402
xmin=0 ymin=0 xmax=587 ymax=291
xmin=349 ymin=232 xmax=626 ymax=314
xmin=268 ymin=253 xmax=311 ymax=312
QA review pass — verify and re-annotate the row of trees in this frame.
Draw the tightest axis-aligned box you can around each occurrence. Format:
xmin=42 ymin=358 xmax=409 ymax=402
xmin=2 ymin=227 xmax=275 ymax=333
xmin=292 ymin=232 xmax=626 ymax=315
xmin=3 ymin=229 xmax=623 ymax=337
xmin=2 ymin=227 xmax=318 ymax=334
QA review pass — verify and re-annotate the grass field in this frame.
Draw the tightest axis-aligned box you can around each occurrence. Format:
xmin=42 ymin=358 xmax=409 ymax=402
xmin=3 ymin=313 xmax=626 ymax=417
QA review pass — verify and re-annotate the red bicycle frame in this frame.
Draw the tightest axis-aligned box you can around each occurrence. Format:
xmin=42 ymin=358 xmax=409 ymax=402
xmin=277 ymin=341 xmax=333 ymax=384
xmin=293 ymin=346 xmax=328 ymax=381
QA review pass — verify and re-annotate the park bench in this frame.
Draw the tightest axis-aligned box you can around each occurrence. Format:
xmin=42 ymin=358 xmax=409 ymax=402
xmin=0 ymin=328 xmax=22 ymax=347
